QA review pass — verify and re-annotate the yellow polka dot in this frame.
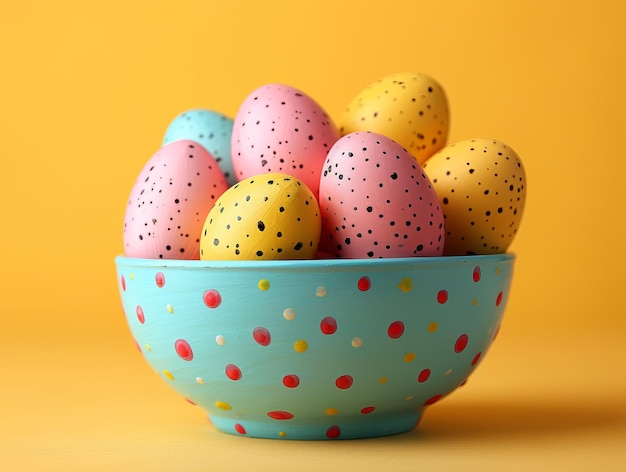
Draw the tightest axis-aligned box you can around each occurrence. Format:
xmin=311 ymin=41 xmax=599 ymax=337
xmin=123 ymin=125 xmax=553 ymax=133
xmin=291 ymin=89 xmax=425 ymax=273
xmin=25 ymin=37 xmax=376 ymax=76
xmin=495 ymin=267 xmax=500 ymax=275
xmin=278 ymin=431 xmax=287 ymax=437
xmin=405 ymin=395 xmax=414 ymax=401
xmin=283 ymin=308 xmax=296 ymax=320
xmin=445 ymin=369 xmax=452 ymax=376
xmin=163 ymin=369 xmax=174 ymax=381
xmin=196 ymin=377 xmax=205 ymax=385
xmin=397 ymin=277 xmax=413 ymax=292
xmin=351 ymin=337 xmax=363 ymax=348
xmin=325 ymin=408 xmax=339 ymax=416
xmin=472 ymin=299 xmax=478 ymax=306
xmin=316 ymin=286 xmax=328 ymax=297
xmin=294 ymin=340 xmax=308 ymax=352
xmin=215 ymin=401 xmax=232 ymax=410
xmin=145 ymin=343 xmax=152 ymax=352
xmin=427 ymin=322 xmax=438 ymax=333
xmin=404 ymin=352 xmax=416 ymax=363
xmin=129 ymin=273 xmax=135 ymax=280
xmin=379 ymin=377 xmax=388 ymax=384
xmin=166 ymin=304 xmax=174 ymax=314
xmin=258 ymin=279 xmax=270 ymax=291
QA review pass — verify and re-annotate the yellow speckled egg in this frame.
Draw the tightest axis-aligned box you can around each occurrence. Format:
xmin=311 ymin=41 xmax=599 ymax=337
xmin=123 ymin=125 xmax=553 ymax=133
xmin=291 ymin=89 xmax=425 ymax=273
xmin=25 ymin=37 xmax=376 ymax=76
xmin=338 ymin=72 xmax=449 ymax=164
xmin=423 ymin=138 xmax=527 ymax=255
xmin=200 ymin=173 xmax=321 ymax=260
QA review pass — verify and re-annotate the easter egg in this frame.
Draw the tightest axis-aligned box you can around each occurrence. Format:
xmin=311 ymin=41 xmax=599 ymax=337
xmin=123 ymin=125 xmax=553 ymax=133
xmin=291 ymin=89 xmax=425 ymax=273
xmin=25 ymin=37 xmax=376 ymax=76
xmin=123 ymin=140 xmax=229 ymax=260
xmin=230 ymin=84 xmax=340 ymax=197
xmin=319 ymin=131 xmax=445 ymax=259
xmin=337 ymin=72 xmax=449 ymax=164
xmin=423 ymin=138 xmax=527 ymax=255
xmin=162 ymin=109 xmax=236 ymax=186
xmin=200 ymin=173 xmax=321 ymax=260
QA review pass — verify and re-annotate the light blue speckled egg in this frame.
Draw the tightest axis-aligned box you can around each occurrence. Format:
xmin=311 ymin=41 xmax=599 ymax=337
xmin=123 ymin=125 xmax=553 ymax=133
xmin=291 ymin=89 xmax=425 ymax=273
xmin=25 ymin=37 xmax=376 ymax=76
xmin=163 ymin=109 xmax=236 ymax=186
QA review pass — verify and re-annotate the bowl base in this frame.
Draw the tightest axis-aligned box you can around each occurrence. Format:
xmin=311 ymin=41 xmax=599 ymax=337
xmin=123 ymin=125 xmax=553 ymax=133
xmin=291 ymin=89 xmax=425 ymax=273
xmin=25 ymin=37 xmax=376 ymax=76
xmin=208 ymin=411 xmax=423 ymax=440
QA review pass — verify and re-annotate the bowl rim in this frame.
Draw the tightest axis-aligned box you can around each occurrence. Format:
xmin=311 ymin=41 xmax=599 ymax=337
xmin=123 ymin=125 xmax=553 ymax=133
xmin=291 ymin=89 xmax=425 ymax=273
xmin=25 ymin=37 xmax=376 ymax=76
xmin=115 ymin=253 xmax=515 ymax=270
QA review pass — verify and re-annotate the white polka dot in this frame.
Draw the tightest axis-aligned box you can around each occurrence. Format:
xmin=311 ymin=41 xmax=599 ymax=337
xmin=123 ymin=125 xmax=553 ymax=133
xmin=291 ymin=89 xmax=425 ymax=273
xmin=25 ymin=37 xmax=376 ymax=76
xmin=316 ymin=286 xmax=327 ymax=297
xmin=283 ymin=308 xmax=296 ymax=320
xmin=351 ymin=337 xmax=363 ymax=348
xmin=196 ymin=377 xmax=205 ymax=384
xmin=216 ymin=335 xmax=225 ymax=346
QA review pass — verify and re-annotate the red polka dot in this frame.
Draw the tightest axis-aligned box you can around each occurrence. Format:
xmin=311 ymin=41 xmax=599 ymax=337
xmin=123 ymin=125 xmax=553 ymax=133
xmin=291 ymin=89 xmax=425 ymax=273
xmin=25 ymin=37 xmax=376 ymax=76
xmin=134 ymin=339 xmax=142 ymax=353
xmin=267 ymin=411 xmax=294 ymax=420
xmin=186 ymin=398 xmax=197 ymax=405
xmin=235 ymin=423 xmax=247 ymax=434
xmin=174 ymin=339 xmax=193 ymax=361
xmin=320 ymin=316 xmax=337 ymax=335
xmin=326 ymin=425 xmax=341 ymax=439
xmin=360 ymin=406 xmax=375 ymax=414
xmin=471 ymin=352 xmax=482 ymax=366
xmin=424 ymin=394 xmax=442 ymax=405
xmin=225 ymin=363 xmax=242 ymax=381
xmin=358 ymin=276 xmax=371 ymax=291
xmin=496 ymin=291 xmax=503 ymax=306
xmin=136 ymin=305 xmax=145 ymax=324
xmin=437 ymin=290 xmax=448 ymax=304
xmin=335 ymin=375 xmax=353 ymax=389
xmin=493 ymin=324 xmax=501 ymax=340
xmin=454 ymin=334 xmax=469 ymax=353
xmin=417 ymin=368 xmax=431 ymax=383
xmin=155 ymin=272 xmax=165 ymax=288
xmin=121 ymin=275 xmax=126 ymax=291
xmin=473 ymin=266 xmax=481 ymax=282
xmin=203 ymin=289 xmax=222 ymax=308
xmin=387 ymin=321 xmax=405 ymax=339
xmin=282 ymin=374 xmax=300 ymax=388
xmin=253 ymin=327 xmax=271 ymax=346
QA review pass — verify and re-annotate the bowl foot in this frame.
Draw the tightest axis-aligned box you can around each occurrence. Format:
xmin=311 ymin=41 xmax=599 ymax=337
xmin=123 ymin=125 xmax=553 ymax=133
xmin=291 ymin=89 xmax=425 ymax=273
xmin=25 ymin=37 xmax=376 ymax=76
xmin=208 ymin=411 xmax=423 ymax=440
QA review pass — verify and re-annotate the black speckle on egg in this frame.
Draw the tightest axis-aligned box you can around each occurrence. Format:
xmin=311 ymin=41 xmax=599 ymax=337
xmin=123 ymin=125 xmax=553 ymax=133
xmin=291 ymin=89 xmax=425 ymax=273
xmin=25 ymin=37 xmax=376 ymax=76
xmin=294 ymin=242 xmax=303 ymax=251
xmin=257 ymin=221 xmax=265 ymax=231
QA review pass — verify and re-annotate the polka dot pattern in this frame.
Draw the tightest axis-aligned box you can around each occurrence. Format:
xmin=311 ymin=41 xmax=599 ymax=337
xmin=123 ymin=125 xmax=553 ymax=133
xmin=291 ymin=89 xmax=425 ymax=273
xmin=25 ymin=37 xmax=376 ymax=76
xmin=423 ymin=138 xmax=527 ymax=256
xmin=122 ymin=140 xmax=229 ymax=260
xmin=230 ymin=83 xmax=341 ymax=197
xmin=318 ymin=131 xmax=445 ymax=259
xmin=116 ymin=253 xmax=514 ymax=440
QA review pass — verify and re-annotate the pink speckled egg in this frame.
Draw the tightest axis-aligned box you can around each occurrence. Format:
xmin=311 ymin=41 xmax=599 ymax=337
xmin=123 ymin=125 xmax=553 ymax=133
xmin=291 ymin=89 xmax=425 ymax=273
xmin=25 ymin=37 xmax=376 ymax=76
xmin=231 ymin=84 xmax=340 ymax=197
xmin=319 ymin=132 xmax=445 ymax=258
xmin=123 ymin=140 xmax=229 ymax=259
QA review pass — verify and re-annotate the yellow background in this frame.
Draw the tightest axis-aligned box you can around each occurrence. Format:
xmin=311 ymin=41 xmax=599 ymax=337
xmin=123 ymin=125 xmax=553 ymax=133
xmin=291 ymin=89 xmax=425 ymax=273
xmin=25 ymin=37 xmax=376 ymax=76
xmin=1 ymin=0 xmax=625 ymax=470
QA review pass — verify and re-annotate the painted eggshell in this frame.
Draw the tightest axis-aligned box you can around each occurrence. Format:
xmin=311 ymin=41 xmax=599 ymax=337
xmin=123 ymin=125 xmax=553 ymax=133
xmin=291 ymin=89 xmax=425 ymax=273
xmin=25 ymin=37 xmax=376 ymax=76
xmin=200 ymin=173 xmax=321 ymax=260
xmin=338 ymin=72 xmax=449 ymax=164
xmin=230 ymin=84 xmax=340 ymax=197
xmin=123 ymin=140 xmax=229 ymax=259
xmin=319 ymin=131 xmax=445 ymax=258
xmin=162 ymin=109 xmax=236 ymax=186
xmin=423 ymin=138 xmax=527 ymax=255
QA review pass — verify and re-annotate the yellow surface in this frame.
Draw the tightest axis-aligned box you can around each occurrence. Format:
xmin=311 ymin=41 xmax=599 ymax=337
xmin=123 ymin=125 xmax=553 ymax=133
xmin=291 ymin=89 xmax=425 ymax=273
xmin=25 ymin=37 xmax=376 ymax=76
xmin=1 ymin=0 xmax=625 ymax=470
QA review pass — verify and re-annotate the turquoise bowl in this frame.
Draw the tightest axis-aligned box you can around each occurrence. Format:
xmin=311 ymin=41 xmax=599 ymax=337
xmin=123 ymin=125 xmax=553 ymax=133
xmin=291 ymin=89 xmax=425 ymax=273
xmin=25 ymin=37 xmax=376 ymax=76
xmin=115 ymin=253 xmax=515 ymax=440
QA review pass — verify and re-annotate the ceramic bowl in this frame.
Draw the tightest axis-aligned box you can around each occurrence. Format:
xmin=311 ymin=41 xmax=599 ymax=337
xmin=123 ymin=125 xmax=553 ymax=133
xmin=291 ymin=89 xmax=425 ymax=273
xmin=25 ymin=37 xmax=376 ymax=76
xmin=115 ymin=253 xmax=515 ymax=440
